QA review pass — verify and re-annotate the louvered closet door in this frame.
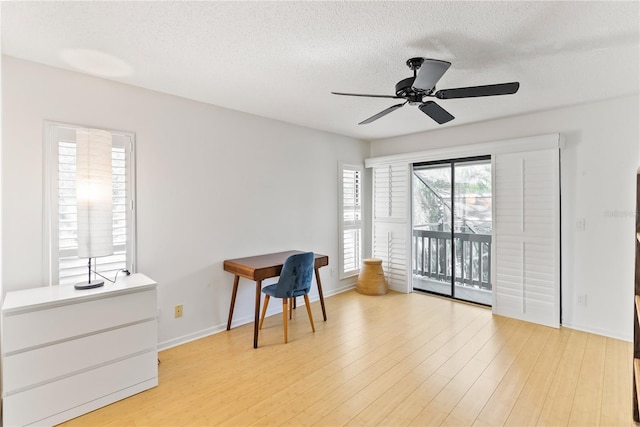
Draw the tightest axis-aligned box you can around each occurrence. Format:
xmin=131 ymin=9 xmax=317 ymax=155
xmin=373 ymin=163 xmax=410 ymax=292
xmin=493 ymin=149 xmax=560 ymax=328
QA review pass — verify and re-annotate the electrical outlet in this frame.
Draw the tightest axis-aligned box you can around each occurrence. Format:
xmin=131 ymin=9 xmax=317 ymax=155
xmin=577 ymin=294 xmax=587 ymax=307
xmin=174 ymin=305 xmax=183 ymax=318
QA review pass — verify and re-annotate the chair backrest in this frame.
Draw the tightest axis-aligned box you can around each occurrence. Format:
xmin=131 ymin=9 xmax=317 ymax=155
xmin=273 ymin=252 xmax=315 ymax=298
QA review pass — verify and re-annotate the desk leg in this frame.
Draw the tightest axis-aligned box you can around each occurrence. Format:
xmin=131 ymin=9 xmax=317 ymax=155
xmin=315 ymin=267 xmax=327 ymax=321
xmin=226 ymin=275 xmax=240 ymax=330
xmin=254 ymin=280 xmax=262 ymax=348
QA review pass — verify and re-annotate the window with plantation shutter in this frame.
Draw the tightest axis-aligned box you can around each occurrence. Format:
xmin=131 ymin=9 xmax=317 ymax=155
xmin=366 ymin=134 xmax=562 ymax=322
xmin=372 ymin=163 xmax=410 ymax=292
xmin=493 ymin=148 xmax=560 ymax=328
xmin=339 ymin=163 xmax=363 ymax=279
xmin=45 ymin=122 xmax=136 ymax=286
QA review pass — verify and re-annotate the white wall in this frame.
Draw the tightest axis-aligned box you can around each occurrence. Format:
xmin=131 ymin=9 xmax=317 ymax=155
xmin=1 ymin=56 xmax=370 ymax=348
xmin=370 ymin=95 xmax=640 ymax=341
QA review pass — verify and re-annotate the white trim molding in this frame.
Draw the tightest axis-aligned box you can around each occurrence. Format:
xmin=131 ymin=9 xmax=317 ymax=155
xmin=365 ymin=133 xmax=562 ymax=168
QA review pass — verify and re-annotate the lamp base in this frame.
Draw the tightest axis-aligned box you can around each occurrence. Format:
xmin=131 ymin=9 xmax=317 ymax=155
xmin=74 ymin=280 xmax=104 ymax=290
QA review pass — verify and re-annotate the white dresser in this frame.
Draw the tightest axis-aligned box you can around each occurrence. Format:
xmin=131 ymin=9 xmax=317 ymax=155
xmin=1 ymin=273 xmax=158 ymax=427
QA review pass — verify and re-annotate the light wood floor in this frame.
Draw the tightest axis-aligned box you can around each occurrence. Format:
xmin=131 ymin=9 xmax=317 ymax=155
xmin=63 ymin=290 xmax=634 ymax=426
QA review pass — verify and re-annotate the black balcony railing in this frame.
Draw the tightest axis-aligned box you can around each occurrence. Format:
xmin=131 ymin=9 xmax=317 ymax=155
xmin=412 ymin=229 xmax=492 ymax=290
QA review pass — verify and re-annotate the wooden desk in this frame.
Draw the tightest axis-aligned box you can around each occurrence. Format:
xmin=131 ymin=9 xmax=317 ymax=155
xmin=224 ymin=250 xmax=329 ymax=348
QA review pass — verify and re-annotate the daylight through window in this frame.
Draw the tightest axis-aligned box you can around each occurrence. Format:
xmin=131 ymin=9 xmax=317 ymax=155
xmin=46 ymin=123 xmax=136 ymax=286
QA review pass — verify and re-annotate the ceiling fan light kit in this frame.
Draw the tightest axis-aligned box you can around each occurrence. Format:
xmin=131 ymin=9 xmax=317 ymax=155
xmin=332 ymin=57 xmax=520 ymax=125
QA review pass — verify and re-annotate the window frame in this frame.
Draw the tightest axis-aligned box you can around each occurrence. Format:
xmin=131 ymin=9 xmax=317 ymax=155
xmin=338 ymin=162 xmax=363 ymax=279
xmin=43 ymin=121 xmax=137 ymax=286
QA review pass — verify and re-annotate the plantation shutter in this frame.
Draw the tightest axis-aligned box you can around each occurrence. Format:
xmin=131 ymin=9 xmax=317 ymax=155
xmin=493 ymin=148 xmax=560 ymax=327
xmin=46 ymin=123 xmax=136 ymax=286
xmin=372 ymin=163 xmax=410 ymax=292
xmin=339 ymin=164 xmax=363 ymax=278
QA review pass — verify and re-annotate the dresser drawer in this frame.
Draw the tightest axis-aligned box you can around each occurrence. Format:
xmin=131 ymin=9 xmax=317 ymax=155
xmin=3 ymin=350 xmax=158 ymax=427
xmin=3 ymin=288 xmax=156 ymax=353
xmin=3 ymin=319 xmax=157 ymax=393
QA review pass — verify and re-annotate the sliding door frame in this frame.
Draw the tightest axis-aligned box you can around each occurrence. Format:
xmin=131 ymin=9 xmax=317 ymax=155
xmin=366 ymin=133 xmax=563 ymax=325
xmin=412 ymin=155 xmax=492 ymax=305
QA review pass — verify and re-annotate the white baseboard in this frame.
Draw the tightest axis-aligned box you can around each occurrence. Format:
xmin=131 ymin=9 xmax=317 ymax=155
xmin=157 ymin=284 xmax=356 ymax=351
xmin=561 ymin=322 xmax=632 ymax=343
xmin=323 ymin=282 xmax=356 ymax=297
xmin=158 ymin=324 xmax=228 ymax=351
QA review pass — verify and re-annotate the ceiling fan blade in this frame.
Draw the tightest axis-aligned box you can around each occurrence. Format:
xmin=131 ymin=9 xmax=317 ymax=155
xmin=412 ymin=59 xmax=451 ymax=92
xmin=358 ymin=103 xmax=406 ymax=125
xmin=419 ymin=101 xmax=455 ymax=124
xmin=332 ymin=91 xmax=403 ymax=99
xmin=435 ymin=82 xmax=520 ymax=99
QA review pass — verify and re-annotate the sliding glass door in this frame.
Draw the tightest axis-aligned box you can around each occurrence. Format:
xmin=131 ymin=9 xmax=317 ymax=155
xmin=412 ymin=162 xmax=453 ymax=296
xmin=412 ymin=157 xmax=492 ymax=305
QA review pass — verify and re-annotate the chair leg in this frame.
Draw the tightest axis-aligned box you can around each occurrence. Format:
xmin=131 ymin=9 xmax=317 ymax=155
xmin=289 ymin=297 xmax=293 ymax=319
xmin=259 ymin=295 xmax=270 ymax=330
xmin=282 ymin=299 xmax=288 ymax=343
xmin=303 ymin=294 xmax=315 ymax=332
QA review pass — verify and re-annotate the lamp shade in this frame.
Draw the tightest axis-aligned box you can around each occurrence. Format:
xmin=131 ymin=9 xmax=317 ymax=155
xmin=76 ymin=128 xmax=114 ymax=259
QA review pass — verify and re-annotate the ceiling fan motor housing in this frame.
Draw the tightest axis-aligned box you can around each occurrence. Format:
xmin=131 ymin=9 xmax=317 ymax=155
xmin=395 ymin=77 xmax=427 ymax=104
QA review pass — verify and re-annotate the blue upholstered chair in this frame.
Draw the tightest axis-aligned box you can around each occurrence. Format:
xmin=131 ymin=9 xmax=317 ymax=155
xmin=259 ymin=252 xmax=316 ymax=343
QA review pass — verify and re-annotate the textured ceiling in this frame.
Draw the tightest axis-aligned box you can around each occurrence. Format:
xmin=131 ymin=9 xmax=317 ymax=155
xmin=2 ymin=1 xmax=639 ymax=140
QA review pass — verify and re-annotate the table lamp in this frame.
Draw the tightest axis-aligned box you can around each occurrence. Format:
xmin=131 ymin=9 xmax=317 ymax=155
xmin=74 ymin=128 xmax=113 ymax=290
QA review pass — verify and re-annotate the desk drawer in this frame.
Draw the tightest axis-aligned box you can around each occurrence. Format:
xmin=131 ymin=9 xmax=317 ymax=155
xmin=3 ymin=289 xmax=156 ymax=353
